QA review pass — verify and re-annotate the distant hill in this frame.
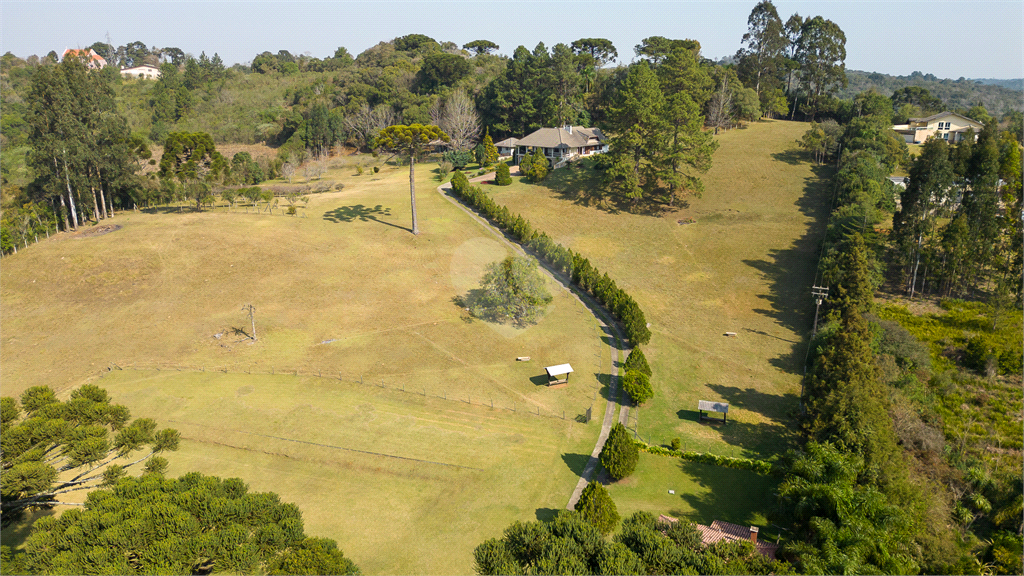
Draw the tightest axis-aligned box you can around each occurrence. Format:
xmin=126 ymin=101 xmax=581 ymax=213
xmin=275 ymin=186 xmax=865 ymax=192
xmin=841 ymin=70 xmax=1024 ymax=116
xmin=969 ymin=78 xmax=1024 ymax=91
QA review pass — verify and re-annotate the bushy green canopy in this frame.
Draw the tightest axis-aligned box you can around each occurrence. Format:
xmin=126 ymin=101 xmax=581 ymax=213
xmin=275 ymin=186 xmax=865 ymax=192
xmin=471 ymin=256 xmax=552 ymax=326
xmin=4 ymin=473 xmax=359 ymax=575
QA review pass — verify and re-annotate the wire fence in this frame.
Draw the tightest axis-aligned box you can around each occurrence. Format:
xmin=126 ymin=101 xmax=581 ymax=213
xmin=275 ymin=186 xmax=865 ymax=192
xmin=106 ymin=361 xmax=596 ymax=424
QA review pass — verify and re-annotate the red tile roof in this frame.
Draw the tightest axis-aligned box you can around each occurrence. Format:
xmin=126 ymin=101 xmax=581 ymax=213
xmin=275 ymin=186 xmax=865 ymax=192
xmin=660 ymin=515 xmax=780 ymax=560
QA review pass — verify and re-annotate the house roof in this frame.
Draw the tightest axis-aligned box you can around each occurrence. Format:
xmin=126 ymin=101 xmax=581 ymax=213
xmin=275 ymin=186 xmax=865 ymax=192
xmin=909 ymin=111 xmax=983 ymax=127
xmin=516 ymin=126 xmax=606 ymax=149
xmin=121 ymin=65 xmax=160 ymax=72
xmin=62 ymin=49 xmax=106 ymax=65
xmin=494 ymin=137 xmax=519 ymax=148
xmin=660 ymin=515 xmax=779 ymax=560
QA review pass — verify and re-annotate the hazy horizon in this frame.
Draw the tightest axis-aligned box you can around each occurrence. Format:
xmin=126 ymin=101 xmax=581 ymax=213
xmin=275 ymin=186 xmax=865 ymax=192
xmin=4 ymin=1 xmax=1023 ymax=80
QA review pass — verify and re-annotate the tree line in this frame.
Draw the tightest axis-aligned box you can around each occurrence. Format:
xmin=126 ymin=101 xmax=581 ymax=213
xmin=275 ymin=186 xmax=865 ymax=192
xmin=784 ymin=86 xmax=1023 ymax=573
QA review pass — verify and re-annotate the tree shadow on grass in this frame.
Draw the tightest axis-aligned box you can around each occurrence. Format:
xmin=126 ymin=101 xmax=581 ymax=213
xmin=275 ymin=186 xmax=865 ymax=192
xmin=521 ymin=157 xmax=676 ymax=217
xmin=536 ymin=508 xmax=560 ymax=522
xmin=770 ymin=149 xmax=810 ymax=166
xmin=323 ymin=204 xmax=407 ymax=231
xmin=676 ymin=460 xmax=782 ymax=531
xmin=741 ymin=161 xmax=833 ymax=375
xmin=562 ymin=453 xmax=590 ymax=477
xmin=706 ymin=384 xmax=800 ymax=423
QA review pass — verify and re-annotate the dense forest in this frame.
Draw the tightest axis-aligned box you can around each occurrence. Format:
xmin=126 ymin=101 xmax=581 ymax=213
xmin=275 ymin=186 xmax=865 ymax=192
xmin=1 ymin=1 xmax=1022 ymax=574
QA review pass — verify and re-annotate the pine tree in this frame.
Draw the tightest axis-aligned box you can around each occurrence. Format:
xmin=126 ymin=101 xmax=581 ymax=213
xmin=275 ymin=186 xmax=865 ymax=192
xmin=604 ymin=62 xmax=666 ymax=208
xmin=599 ymin=423 xmax=639 ymax=480
xmin=574 ymin=481 xmax=620 ymax=535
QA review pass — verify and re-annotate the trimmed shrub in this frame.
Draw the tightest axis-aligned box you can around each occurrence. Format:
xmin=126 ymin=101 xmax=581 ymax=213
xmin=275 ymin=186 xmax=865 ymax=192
xmin=495 ymin=163 xmax=512 ymax=186
xmin=623 ymin=348 xmax=652 ymax=376
xmin=574 ymin=481 xmax=620 ymax=535
xmin=620 ymin=370 xmax=653 ymax=405
xmin=600 ymin=423 xmax=638 ymax=480
xmin=670 ymin=438 xmax=681 ymax=451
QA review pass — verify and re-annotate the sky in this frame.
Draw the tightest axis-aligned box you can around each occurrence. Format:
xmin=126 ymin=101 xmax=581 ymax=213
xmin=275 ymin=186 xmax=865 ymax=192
xmin=2 ymin=1 xmax=1022 ymax=79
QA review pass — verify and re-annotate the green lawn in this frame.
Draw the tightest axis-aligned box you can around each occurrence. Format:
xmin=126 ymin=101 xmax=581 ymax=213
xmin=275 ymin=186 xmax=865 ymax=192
xmin=605 ymin=453 xmax=783 ymax=541
xmin=480 ymin=119 xmax=833 ymax=459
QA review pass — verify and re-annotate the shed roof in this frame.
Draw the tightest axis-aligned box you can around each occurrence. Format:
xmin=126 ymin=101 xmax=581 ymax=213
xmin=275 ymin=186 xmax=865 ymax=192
xmin=698 ymin=400 xmax=728 ymax=413
xmin=545 ymin=364 xmax=574 ymax=376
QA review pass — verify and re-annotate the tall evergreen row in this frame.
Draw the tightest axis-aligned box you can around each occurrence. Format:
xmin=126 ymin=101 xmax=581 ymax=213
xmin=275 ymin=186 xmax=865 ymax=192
xmin=449 ymin=172 xmax=650 ymax=346
xmin=782 ymin=89 xmax=1023 ymax=573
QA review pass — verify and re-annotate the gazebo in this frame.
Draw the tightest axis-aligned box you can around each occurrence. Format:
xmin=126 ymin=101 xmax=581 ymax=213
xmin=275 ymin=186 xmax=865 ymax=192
xmin=698 ymin=400 xmax=729 ymax=423
xmin=544 ymin=364 xmax=573 ymax=386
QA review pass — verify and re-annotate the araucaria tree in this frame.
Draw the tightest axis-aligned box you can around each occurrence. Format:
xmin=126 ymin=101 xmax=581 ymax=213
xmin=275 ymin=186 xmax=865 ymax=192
xmin=375 ymin=124 xmax=450 ymax=235
xmin=471 ymin=256 xmax=552 ymax=326
xmin=1 ymin=385 xmax=180 ymax=524
xmin=157 ymin=132 xmax=229 ymax=210
xmin=3 ymin=473 xmax=360 ymax=575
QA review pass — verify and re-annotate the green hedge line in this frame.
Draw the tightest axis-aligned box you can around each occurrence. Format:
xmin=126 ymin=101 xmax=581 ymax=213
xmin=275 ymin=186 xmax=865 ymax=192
xmin=633 ymin=440 xmax=780 ymax=476
xmin=448 ymin=175 xmax=651 ymax=345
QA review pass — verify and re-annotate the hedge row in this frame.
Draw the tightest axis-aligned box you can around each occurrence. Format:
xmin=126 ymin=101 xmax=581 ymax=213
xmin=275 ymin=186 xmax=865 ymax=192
xmin=449 ymin=174 xmax=651 ymax=345
xmin=633 ymin=440 xmax=780 ymax=476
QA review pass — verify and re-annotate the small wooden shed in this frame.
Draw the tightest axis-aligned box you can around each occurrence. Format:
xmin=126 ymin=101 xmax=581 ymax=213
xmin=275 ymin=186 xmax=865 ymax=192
xmin=544 ymin=363 xmax=574 ymax=386
xmin=698 ymin=400 xmax=729 ymax=423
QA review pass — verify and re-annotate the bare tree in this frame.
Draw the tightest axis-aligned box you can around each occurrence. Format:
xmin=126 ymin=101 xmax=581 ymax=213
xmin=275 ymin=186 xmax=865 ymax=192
xmin=281 ymin=162 xmax=296 ymax=183
xmin=706 ymin=78 xmax=734 ymax=134
xmin=438 ymin=89 xmax=481 ymax=152
xmin=344 ymin=103 xmax=397 ymax=150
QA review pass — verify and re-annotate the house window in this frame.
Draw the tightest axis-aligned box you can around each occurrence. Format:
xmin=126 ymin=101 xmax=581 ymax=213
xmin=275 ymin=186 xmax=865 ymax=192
xmin=942 ymin=133 xmax=948 ymax=140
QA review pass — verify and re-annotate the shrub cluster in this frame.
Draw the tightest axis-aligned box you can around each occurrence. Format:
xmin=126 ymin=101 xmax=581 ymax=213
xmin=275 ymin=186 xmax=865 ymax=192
xmin=634 ymin=440 xmax=779 ymax=476
xmin=449 ymin=177 xmax=650 ymax=345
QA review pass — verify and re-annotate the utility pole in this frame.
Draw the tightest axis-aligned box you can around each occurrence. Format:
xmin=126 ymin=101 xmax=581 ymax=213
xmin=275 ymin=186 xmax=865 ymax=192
xmin=242 ymin=303 xmax=256 ymax=340
xmin=811 ymin=286 xmax=829 ymax=335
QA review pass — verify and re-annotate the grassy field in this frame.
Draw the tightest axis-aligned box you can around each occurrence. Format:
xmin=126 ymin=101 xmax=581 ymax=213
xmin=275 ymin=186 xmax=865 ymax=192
xmin=79 ymin=369 xmax=597 ymax=574
xmin=480 ymin=119 xmax=833 ymax=459
xmin=0 ymin=159 xmax=611 ymax=418
xmin=0 ymin=158 xmax=612 ymax=573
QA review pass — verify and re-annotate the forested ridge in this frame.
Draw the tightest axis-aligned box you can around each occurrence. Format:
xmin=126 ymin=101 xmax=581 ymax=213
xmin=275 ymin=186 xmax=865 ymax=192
xmin=1 ymin=1 xmax=1022 ymax=574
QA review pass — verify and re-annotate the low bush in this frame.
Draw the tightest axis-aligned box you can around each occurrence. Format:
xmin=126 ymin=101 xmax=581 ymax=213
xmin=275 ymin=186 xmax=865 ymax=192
xmin=634 ymin=440 xmax=779 ymax=476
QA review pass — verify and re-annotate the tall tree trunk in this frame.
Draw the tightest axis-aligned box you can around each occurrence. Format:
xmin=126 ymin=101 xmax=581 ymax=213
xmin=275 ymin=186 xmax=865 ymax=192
xmin=96 ymin=168 xmax=108 ymax=220
xmin=57 ymin=192 xmax=69 ymax=232
xmin=61 ymin=157 xmax=79 ymax=230
xmin=409 ymin=154 xmax=419 ymax=235
xmin=91 ymin=184 xmax=100 ymax=222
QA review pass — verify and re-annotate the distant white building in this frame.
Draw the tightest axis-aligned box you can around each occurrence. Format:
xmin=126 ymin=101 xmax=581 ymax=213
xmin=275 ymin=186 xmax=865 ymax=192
xmin=121 ymin=65 xmax=161 ymax=79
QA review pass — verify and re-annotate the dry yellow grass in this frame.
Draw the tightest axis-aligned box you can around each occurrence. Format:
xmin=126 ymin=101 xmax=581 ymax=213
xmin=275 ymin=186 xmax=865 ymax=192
xmin=480 ymin=119 xmax=834 ymax=458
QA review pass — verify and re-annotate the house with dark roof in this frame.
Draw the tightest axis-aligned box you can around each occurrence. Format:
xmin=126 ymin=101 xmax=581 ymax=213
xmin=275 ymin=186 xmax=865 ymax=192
xmin=893 ymin=111 xmax=983 ymax=144
xmin=61 ymin=48 xmax=107 ymax=70
xmin=512 ymin=125 xmax=608 ymax=168
xmin=659 ymin=515 xmax=780 ymax=560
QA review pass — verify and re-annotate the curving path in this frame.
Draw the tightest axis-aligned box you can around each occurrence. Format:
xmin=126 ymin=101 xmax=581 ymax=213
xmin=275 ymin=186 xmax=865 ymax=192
xmin=436 ymin=173 xmax=630 ymax=510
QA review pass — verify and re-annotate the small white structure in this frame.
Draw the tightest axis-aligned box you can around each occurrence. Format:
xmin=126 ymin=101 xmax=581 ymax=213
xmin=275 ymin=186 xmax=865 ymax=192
xmin=544 ymin=363 xmax=574 ymax=386
xmin=121 ymin=64 xmax=161 ymax=79
xmin=892 ymin=111 xmax=983 ymax=144
xmin=698 ymin=400 xmax=729 ymax=423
